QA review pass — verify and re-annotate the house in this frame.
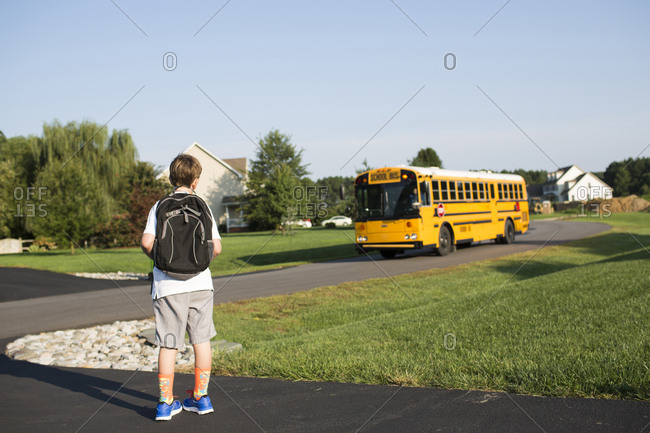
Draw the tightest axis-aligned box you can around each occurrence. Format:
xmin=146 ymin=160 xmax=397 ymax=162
xmin=162 ymin=143 xmax=248 ymax=231
xmin=538 ymin=165 xmax=613 ymax=202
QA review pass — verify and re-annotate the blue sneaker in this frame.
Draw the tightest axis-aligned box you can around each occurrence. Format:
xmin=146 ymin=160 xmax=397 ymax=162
xmin=155 ymin=400 xmax=182 ymax=421
xmin=183 ymin=392 xmax=214 ymax=415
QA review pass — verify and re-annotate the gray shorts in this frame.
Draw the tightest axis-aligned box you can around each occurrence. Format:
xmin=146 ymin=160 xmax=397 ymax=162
xmin=153 ymin=290 xmax=217 ymax=350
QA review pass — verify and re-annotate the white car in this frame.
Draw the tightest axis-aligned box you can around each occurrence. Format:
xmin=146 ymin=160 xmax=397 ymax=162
xmin=284 ymin=219 xmax=312 ymax=228
xmin=321 ymin=216 xmax=352 ymax=227
xmin=296 ymin=219 xmax=312 ymax=228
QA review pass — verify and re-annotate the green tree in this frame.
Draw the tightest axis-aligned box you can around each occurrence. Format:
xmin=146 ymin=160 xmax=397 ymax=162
xmin=500 ymin=169 xmax=548 ymax=185
xmin=29 ymin=160 xmax=110 ymax=251
xmin=408 ymin=147 xmax=443 ymax=168
xmin=23 ymin=120 xmax=140 ymax=248
xmin=315 ymin=176 xmax=355 ymax=221
xmin=604 ymin=157 xmax=650 ymax=197
xmin=0 ymin=134 xmax=41 ymax=237
xmin=94 ymin=161 xmax=170 ymax=247
xmin=613 ymin=166 xmax=632 ymax=196
xmin=246 ymin=130 xmax=309 ymax=231
xmin=0 ymin=160 xmax=17 ymax=238
xmin=355 ymin=158 xmax=374 ymax=174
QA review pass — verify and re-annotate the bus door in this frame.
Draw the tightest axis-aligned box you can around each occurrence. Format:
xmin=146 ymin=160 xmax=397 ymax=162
xmin=417 ymin=180 xmax=432 ymax=243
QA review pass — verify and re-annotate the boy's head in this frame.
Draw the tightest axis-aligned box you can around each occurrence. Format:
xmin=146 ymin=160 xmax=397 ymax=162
xmin=169 ymin=153 xmax=202 ymax=188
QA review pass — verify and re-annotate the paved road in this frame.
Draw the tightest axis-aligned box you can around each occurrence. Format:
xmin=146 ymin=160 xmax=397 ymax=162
xmin=1 ymin=219 xmax=649 ymax=432
xmin=0 ymin=267 xmax=145 ymax=303
xmin=0 ymin=220 xmax=609 ymax=339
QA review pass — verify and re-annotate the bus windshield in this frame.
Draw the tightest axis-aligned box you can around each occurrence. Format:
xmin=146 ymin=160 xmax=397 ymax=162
xmin=356 ymin=180 xmax=419 ymax=220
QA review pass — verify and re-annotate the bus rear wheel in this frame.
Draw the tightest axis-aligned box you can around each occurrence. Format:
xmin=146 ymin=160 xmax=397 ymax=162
xmin=503 ymin=220 xmax=515 ymax=244
xmin=380 ymin=250 xmax=397 ymax=259
xmin=435 ymin=226 xmax=452 ymax=256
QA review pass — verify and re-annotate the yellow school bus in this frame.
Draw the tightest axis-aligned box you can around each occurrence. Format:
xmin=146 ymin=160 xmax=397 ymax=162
xmin=354 ymin=166 xmax=529 ymax=258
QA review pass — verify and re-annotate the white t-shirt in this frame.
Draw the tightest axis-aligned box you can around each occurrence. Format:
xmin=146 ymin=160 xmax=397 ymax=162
xmin=144 ymin=194 xmax=221 ymax=299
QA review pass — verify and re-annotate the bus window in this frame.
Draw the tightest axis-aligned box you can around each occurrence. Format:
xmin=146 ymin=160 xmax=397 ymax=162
xmin=508 ymin=184 xmax=514 ymax=200
xmin=490 ymin=183 xmax=495 ymax=200
xmin=449 ymin=181 xmax=457 ymax=200
xmin=498 ymin=184 xmax=503 ymax=200
xmin=479 ymin=183 xmax=485 ymax=200
xmin=432 ymin=180 xmax=440 ymax=202
xmin=456 ymin=181 xmax=464 ymax=200
xmin=514 ymin=184 xmax=520 ymax=199
xmin=465 ymin=182 xmax=472 ymax=200
xmin=471 ymin=182 xmax=478 ymax=200
xmin=419 ymin=181 xmax=431 ymax=206
xmin=440 ymin=181 xmax=449 ymax=200
xmin=518 ymin=184 xmax=524 ymax=199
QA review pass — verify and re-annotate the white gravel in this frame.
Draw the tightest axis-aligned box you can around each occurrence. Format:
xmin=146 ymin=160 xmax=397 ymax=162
xmin=73 ymin=271 xmax=149 ymax=280
xmin=5 ymin=319 xmax=195 ymax=372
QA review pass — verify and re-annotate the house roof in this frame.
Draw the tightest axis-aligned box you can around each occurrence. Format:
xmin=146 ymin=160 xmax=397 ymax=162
xmin=222 ymin=157 xmax=247 ymax=176
xmin=567 ymin=172 xmax=613 ymax=190
xmin=547 ymin=164 xmax=587 ymax=185
xmin=184 ymin=142 xmax=244 ymax=179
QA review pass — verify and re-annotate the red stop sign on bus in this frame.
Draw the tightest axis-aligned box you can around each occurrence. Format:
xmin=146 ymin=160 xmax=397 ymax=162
xmin=437 ymin=203 xmax=445 ymax=217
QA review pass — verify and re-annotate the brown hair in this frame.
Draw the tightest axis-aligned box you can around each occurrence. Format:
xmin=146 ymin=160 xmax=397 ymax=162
xmin=169 ymin=153 xmax=202 ymax=188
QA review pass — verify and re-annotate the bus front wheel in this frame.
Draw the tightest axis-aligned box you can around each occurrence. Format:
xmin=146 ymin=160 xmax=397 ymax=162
xmin=503 ymin=220 xmax=515 ymax=244
xmin=380 ymin=250 xmax=397 ymax=259
xmin=435 ymin=226 xmax=453 ymax=256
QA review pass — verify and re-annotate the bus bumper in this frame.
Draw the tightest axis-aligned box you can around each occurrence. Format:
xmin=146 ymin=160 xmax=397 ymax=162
xmin=356 ymin=241 xmax=424 ymax=254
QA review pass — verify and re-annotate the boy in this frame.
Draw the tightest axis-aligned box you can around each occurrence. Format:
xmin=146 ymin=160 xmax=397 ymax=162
xmin=141 ymin=153 xmax=222 ymax=421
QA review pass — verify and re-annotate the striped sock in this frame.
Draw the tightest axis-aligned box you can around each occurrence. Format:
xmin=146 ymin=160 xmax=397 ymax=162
xmin=194 ymin=368 xmax=210 ymax=399
xmin=158 ymin=374 xmax=174 ymax=404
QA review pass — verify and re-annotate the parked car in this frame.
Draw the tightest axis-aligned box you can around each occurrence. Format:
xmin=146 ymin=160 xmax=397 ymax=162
xmin=321 ymin=216 xmax=352 ymax=227
xmin=284 ymin=219 xmax=312 ymax=228
xmin=296 ymin=219 xmax=312 ymax=228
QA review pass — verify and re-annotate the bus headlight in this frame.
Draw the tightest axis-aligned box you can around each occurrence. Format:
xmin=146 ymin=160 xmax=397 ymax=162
xmin=357 ymin=235 xmax=367 ymax=242
xmin=404 ymin=234 xmax=410 ymax=240
xmin=411 ymin=233 xmax=417 ymax=240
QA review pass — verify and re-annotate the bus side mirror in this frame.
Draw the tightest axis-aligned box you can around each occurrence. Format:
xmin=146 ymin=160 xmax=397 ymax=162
xmin=412 ymin=202 xmax=422 ymax=209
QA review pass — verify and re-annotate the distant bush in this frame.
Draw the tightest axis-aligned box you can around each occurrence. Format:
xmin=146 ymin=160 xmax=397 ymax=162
xmin=32 ymin=236 xmax=56 ymax=251
xmin=27 ymin=244 xmax=44 ymax=253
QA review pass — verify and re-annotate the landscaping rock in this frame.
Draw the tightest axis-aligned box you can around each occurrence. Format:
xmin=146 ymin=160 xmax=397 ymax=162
xmin=4 ymin=319 xmax=243 ymax=371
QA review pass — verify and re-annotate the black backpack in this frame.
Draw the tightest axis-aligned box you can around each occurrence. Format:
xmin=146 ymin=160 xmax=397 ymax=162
xmin=153 ymin=193 xmax=214 ymax=280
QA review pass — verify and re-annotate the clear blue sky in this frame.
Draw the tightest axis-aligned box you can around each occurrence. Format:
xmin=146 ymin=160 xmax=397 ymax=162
xmin=1 ymin=0 xmax=648 ymax=179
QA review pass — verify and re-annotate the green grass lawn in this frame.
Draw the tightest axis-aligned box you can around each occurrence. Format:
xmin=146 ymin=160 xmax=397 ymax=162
xmin=209 ymin=213 xmax=650 ymax=400
xmin=0 ymin=227 xmax=357 ymax=276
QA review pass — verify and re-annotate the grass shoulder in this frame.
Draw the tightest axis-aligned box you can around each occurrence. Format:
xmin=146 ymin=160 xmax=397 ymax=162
xmin=210 ymin=213 xmax=650 ymax=400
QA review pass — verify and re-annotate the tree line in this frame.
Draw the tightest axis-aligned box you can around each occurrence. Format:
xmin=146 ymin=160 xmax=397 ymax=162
xmin=0 ymin=121 xmax=168 ymax=250
xmin=1 ymin=123 xmax=647 ymax=248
